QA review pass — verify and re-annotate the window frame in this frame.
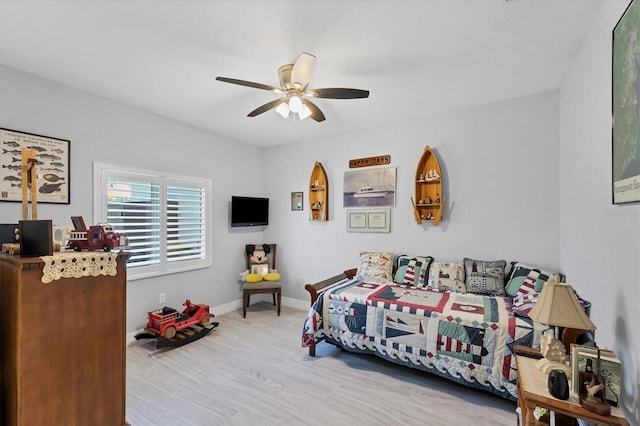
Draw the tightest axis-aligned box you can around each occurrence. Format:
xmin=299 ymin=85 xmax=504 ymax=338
xmin=93 ymin=162 xmax=212 ymax=281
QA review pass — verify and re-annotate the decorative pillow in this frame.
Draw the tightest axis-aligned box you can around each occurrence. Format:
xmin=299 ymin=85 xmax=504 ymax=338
xmin=394 ymin=264 xmax=409 ymax=284
xmin=427 ymin=262 xmax=466 ymax=292
xmin=395 ymin=255 xmax=433 ymax=287
xmin=512 ymin=291 xmax=540 ymax=316
xmin=505 ymin=262 xmax=566 ymax=297
xmin=393 ymin=254 xmax=408 ymax=284
xmin=356 ymin=251 xmax=394 ymax=283
xmin=463 ymin=258 xmax=507 ymax=296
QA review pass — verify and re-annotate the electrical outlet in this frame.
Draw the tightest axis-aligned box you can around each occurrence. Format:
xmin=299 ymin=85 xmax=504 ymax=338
xmin=159 ymin=293 xmax=166 ymax=304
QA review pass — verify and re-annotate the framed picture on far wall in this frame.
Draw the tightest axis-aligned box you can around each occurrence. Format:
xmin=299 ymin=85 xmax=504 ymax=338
xmin=346 ymin=208 xmax=390 ymax=233
xmin=0 ymin=128 xmax=70 ymax=204
xmin=343 ymin=167 xmax=396 ymax=208
xmin=612 ymin=0 xmax=640 ymax=204
xmin=291 ymin=191 xmax=303 ymax=211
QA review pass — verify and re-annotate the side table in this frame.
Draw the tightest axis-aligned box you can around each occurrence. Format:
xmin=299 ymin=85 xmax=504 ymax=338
xmin=515 ymin=345 xmax=628 ymax=426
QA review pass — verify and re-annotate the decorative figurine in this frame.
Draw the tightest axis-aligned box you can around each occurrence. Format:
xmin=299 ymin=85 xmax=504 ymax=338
xmin=585 ymin=381 xmax=605 ymax=403
xmin=579 ymin=348 xmax=612 ymax=415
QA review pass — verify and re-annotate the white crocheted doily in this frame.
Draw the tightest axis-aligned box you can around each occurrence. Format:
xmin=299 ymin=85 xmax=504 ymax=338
xmin=40 ymin=251 xmax=119 ymax=284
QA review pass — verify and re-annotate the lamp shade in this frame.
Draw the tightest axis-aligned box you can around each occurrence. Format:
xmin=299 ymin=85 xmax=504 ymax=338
xmin=528 ymin=278 xmax=596 ymax=331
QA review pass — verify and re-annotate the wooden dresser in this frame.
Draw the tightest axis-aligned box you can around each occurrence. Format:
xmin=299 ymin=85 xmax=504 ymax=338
xmin=0 ymin=252 xmax=129 ymax=426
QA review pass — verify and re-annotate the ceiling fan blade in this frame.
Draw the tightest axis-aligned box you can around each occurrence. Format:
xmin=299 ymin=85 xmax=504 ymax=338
xmin=247 ymin=98 xmax=286 ymax=117
xmin=302 ymin=99 xmax=326 ymax=122
xmin=309 ymin=88 xmax=370 ymax=99
xmin=216 ymin=76 xmax=281 ymax=92
xmin=290 ymin=52 xmax=316 ymax=89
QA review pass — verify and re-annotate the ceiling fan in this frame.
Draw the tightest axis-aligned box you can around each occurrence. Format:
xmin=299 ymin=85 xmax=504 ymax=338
xmin=216 ymin=52 xmax=369 ymax=122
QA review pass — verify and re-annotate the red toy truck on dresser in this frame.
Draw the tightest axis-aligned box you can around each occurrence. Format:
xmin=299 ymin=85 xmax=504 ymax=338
xmin=67 ymin=223 xmax=128 ymax=252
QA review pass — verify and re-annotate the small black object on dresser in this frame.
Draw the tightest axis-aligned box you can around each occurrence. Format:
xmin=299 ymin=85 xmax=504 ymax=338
xmin=548 ymin=369 xmax=570 ymax=400
xmin=18 ymin=219 xmax=53 ymax=256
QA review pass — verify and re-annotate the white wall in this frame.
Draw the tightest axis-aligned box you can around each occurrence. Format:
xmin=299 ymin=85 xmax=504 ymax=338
xmin=265 ymin=90 xmax=561 ymax=301
xmin=0 ymin=65 xmax=267 ymax=332
xmin=559 ymin=1 xmax=639 ymax=422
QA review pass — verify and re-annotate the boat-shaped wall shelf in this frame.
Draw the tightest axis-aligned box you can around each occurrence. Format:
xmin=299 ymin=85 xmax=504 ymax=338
xmin=412 ymin=146 xmax=445 ymax=226
xmin=309 ymin=161 xmax=329 ymax=221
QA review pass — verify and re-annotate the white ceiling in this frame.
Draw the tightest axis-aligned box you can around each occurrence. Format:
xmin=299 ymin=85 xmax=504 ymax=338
xmin=0 ymin=0 xmax=603 ymax=147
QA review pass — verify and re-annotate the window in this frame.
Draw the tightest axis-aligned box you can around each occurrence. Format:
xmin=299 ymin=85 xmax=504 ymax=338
xmin=93 ymin=162 xmax=212 ymax=280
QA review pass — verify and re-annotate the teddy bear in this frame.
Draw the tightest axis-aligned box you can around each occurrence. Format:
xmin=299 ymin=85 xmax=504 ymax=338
xmin=239 ymin=243 xmax=281 ymax=283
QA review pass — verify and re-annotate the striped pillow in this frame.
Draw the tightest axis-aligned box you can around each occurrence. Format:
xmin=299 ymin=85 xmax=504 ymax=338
xmin=505 ymin=262 xmax=566 ymax=297
xmin=396 ymin=255 xmax=433 ymax=287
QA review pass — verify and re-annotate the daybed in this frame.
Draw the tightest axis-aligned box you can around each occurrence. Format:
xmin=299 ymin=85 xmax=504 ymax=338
xmin=302 ymin=253 xmax=590 ymax=401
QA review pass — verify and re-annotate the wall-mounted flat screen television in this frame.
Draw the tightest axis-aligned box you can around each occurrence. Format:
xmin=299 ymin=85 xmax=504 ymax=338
xmin=230 ymin=196 xmax=269 ymax=227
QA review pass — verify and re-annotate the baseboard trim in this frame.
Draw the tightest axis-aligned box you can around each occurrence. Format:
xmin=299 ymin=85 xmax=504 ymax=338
xmin=282 ymin=296 xmax=310 ymax=311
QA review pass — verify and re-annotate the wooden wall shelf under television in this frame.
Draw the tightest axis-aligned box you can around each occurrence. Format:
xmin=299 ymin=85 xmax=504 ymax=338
xmin=412 ymin=145 xmax=445 ymax=226
xmin=309 ymin=161 xmax=328 ymax=221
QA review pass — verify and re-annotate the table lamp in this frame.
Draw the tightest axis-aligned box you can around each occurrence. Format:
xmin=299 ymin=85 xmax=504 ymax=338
xmin=527 ymin=275 xmax=596 ymax=374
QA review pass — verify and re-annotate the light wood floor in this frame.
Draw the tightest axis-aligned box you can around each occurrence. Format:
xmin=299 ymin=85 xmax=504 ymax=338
xmin=127 ymin=303 xmax=517 ymax=425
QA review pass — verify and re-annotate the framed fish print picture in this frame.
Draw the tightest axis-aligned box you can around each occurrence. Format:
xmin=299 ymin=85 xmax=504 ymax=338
xmin=0 ymin=128 xmax=70 ymax=204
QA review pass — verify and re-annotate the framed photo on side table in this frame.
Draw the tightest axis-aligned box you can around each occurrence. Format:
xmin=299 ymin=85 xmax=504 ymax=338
xmin=0 ymin=128 xmax=70 ymax=204
xmin=570 ymin=344 xmax=621 ymax=406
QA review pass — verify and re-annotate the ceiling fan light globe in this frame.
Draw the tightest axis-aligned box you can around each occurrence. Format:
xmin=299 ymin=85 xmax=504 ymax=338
xmin=276 ymin=103 xmax=290 ymax=118
xmin=289 ymin=96 xmax=303 ymax=113
xmin=299 ymin=104 xmax=312 ymax=120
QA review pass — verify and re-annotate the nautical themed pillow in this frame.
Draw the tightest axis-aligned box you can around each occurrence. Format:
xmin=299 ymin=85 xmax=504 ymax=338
xmin=396 ymin=255 xmax=433 ymax=287
xmin=356 ymin=251 xmax=394 ymax=283
xmin=505 ymin=262 xmax=566 ymax=297
xmin=427 ymin=261 xmax=466 ymax=292
xmin=464 ymin=258 xmax=507 ymax=296
xmin=512 ymin=291 xmax=540 ymax=316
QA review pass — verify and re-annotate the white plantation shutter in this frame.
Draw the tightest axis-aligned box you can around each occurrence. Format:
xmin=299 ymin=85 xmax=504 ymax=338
xmin=93 ymin=163 xmax=211 ymax=280
xmin=166 ymin=181 xmax=206 ymax=264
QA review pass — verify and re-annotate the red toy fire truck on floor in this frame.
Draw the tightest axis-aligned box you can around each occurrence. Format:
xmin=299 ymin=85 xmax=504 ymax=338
xmin=145 ymin=299 xmax=214 ymax=340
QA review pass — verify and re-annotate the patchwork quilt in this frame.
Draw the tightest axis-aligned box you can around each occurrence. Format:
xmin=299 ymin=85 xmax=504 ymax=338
xmin=302 ymin=278 xmax=548 ymax=400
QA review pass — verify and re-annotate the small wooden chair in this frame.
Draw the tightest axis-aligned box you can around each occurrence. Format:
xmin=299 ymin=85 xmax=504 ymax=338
xmin=242 ymin=243 xmax=281 ymax=318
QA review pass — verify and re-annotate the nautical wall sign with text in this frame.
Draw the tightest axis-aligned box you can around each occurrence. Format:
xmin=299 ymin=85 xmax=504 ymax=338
xmin=349 ymin=155 xmax=391 ymax=168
